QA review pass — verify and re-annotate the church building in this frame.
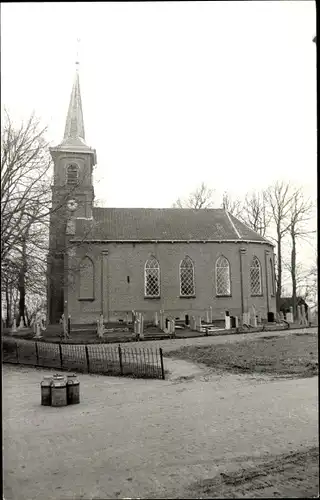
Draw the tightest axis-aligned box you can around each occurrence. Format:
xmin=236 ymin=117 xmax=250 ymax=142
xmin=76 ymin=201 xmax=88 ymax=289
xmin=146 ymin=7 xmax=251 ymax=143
xmin=47 ymin=65 xmax=276 ymax=325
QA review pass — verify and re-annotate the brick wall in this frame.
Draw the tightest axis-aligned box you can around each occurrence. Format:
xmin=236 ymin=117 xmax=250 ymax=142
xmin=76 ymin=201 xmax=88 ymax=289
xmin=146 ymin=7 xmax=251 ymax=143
xmin=66 ymin=241 xmax=276 ymax=324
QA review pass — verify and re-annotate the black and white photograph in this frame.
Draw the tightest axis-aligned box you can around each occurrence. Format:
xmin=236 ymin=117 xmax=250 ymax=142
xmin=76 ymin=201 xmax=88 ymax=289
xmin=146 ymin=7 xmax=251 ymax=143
xmin=1 ymin=1 xmax=318 ymax=499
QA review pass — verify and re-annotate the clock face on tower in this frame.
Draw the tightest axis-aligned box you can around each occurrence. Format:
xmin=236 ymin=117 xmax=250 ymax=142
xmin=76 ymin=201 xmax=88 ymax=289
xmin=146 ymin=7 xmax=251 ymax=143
xmin=67 ymin=199 xmax=78 ymax=212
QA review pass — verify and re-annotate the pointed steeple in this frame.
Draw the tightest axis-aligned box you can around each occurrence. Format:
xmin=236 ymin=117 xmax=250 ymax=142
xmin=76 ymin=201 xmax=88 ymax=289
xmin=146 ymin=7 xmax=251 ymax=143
xmin=50 ymin=43 xmax=97 ymax=165
xmin=64 ymin=64 xmax=86 ymax=143
xmin=60 ymin=62 xmax=88 ymax=148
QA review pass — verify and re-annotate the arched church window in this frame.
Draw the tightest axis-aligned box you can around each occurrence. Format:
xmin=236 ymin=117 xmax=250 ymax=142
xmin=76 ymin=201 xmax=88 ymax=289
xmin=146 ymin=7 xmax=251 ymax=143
xmin=270 ymin=258 xmax=275 ymax=296
xmin=79 ymin=256 xmax=94 ymax=300
xmin=144 ymin=257 xmax=160 ymax=297
xmin=250 ymin=256 xmax=262 ymax=295
xmin=66 ymin=164 xmax=79 ymax=185
xmin=180 ymin=256 xmax=195 ymax=296
xmin=216 ymin=256 xmax=231 ymax=296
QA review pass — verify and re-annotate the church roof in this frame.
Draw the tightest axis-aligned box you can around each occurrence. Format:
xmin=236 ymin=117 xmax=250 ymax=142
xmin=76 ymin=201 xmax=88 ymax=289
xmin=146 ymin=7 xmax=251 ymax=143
xmin=74 ymin=207 xmax=273 ymax=245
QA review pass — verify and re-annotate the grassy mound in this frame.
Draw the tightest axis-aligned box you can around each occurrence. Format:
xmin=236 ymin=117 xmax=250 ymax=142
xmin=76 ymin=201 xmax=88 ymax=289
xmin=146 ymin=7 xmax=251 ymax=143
xmin=165 ymin=331 xmax=318 ymax=378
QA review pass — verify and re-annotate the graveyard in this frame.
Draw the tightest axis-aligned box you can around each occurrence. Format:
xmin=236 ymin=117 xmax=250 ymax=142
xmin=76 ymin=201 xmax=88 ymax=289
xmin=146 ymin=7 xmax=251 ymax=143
xmin=4 ymin=303 xmax=315 ymax=345
xmin=3 ymin=305 xmax=317 ymax=383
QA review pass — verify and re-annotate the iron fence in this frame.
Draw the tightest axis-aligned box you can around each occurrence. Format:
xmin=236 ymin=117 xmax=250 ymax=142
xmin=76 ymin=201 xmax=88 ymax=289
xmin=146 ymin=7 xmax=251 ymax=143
xmin=2 ymin=337 xmax=165 ymax=380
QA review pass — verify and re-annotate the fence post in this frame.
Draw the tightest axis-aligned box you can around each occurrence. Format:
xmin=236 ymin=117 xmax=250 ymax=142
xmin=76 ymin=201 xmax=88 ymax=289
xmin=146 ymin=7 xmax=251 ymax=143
xmin=85 ymin=345 xmax=90 ymax=373
xmin=59 ymin=343 xmax=63 ymax=369
xmin=159 ymin=347 xmax=165 ymax=380
xmin=16 ymin=341 xmax=19 ymax=363
xmin=35 ymin=342 xmax=39 ymax=366
xmin=118 ymin=344 xmax=123 ymax=375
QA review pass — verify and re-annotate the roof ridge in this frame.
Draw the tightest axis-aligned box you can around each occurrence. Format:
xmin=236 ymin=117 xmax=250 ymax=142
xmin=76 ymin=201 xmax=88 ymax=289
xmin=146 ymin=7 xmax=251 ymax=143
xmin=224 ymin=210 xmax=241 ymax=239
xmin=93 ymin=207 xmax=225 ymax=211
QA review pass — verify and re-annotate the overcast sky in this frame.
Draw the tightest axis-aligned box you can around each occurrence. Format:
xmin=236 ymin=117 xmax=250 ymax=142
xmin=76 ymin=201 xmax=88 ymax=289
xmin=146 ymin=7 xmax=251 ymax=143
xmin=1 ymin=1 xmax=317 ymax=282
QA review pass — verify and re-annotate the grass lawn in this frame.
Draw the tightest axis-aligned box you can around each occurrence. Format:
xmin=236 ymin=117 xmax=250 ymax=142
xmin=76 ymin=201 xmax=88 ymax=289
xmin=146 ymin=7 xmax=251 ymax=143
xmin=165 ymin=330 xmax=318 ymax=378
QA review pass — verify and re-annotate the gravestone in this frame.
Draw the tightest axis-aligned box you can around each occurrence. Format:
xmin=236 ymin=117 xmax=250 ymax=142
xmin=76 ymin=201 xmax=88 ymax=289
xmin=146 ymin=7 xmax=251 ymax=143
xmin=33 ymin=320 xmax=43 ymax=339
xmin=134 ymin=315 xmax=139 ymax=335
xmin=286 ymin=311 xmax=293 ymax=323
xmin=251 ymin=314 xmax=257 ymax=328
xmin=300 ymin=305 xmax=308 ymax=326
xmin=196 ymin=316 xmax=202 ymax=331
xmin=33 ymin=312 xmax=43 ymax=339
xmin=209 ymin=306 xmax=213 ymax=323
xmin=11 ymin=318 xmax=17 ymax=334
xmin=250 ymin=306 xmax=257 ymax=327
xmin=60 ymin=314 xmax=69 ymax=340
xmin=297 ymin=305 xmax=301 ymax=323
xmin=41 ymin=316 xmax=46 ymax=331
xmin=133 ymin=312 xmax=144 ymax=337
xmin=154 ymin=311 xmax=159 ymax=327
xmin=205 ymin=310 xmax=210 ymax=323
xmin=139 ymin=314 xmax=145 ymax=339
xmin=257 ymin=311 xmax=262 ymax=324
xmin=190 ymin=316 xmax=196 ymax=331
xmin=164 ymin=317 xmax=175 ymax=335
xmin=159 ymin=310 xmax=164 ymax=331
xmin=97 ymin=314 xmax=104 ymax=338
xmin=242 ymin=312 xmax=253 ymax=326
xmin=225 ymin=311 xmax=231 ymax=330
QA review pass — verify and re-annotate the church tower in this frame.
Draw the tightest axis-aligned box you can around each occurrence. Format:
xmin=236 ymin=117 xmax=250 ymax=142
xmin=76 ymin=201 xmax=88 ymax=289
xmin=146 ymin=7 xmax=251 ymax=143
xmin=48 ymin=61 xmax=97 ymax=323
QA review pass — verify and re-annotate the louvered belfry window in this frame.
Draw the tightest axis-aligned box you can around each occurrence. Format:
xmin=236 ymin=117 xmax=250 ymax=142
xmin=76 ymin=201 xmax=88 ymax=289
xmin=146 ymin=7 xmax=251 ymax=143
xmin=180 ymin=256 xmax=195 ymax=296
xmin=144 ymin=257 xmax=160 ymax=297
xmin=250 ymin=256 xmax=262 ymax=295
xmin=66 ymin=164 xmax=79 ymax=185
xmin=216 ymin=256 xmax=231 ymax=296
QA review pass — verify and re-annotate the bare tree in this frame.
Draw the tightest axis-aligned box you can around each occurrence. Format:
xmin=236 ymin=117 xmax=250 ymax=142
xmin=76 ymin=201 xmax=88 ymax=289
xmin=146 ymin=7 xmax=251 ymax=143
xmin=304 ymin=257 xmax=318 ymax=307
xmin=1 ymin=110 xmax=100 ymax=326
xmin=1 ymin=111 xmax=53 ymax=324
xmin=173 ymin=182 xmax=215 ymax=209
xmin=221 ymin=192 xmax=242 ymax=217
xmin=265 ymin=181 xmax=294 ymax=312
xmin=240 ymin=191 xmax=271 ymax=237
xmin=287 ymin=189 xmax=314 ymax=319
xmin=1 ymin=111 xmax=52 ymax=262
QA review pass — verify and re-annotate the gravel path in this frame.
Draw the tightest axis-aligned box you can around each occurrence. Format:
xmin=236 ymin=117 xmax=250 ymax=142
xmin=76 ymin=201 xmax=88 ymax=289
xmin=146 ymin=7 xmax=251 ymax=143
xmin=3 ymin=360 xmax=318 ymax=500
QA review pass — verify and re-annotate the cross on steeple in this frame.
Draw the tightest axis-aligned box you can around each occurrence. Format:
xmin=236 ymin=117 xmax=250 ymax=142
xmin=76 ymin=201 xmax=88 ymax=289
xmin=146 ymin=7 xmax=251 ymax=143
xmin=76 ymin=37 xmax=80 ymax=67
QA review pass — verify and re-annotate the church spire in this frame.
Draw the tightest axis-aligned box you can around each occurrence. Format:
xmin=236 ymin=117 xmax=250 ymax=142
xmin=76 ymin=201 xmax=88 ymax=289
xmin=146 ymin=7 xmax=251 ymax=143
xmin=51 ymin=40 xmax=96 ymax=164
xmin=63 ymin=62 xmax=85 ymax=143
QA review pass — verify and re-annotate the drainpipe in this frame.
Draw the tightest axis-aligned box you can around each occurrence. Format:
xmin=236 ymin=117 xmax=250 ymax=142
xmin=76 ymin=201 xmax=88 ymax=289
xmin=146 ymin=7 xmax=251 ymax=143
xmin=265 ymin=250 xmax=270 ymax=313
xmin=239 ymin=248 xmax=246 ymax=314
xmin=101 ymin=250 xmax=108 ymax=320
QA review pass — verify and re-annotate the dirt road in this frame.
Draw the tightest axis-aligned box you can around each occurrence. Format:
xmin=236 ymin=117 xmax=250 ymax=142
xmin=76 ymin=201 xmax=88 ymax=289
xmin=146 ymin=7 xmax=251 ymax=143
xmin=3 ymin=360 xmax=318 ymax=499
